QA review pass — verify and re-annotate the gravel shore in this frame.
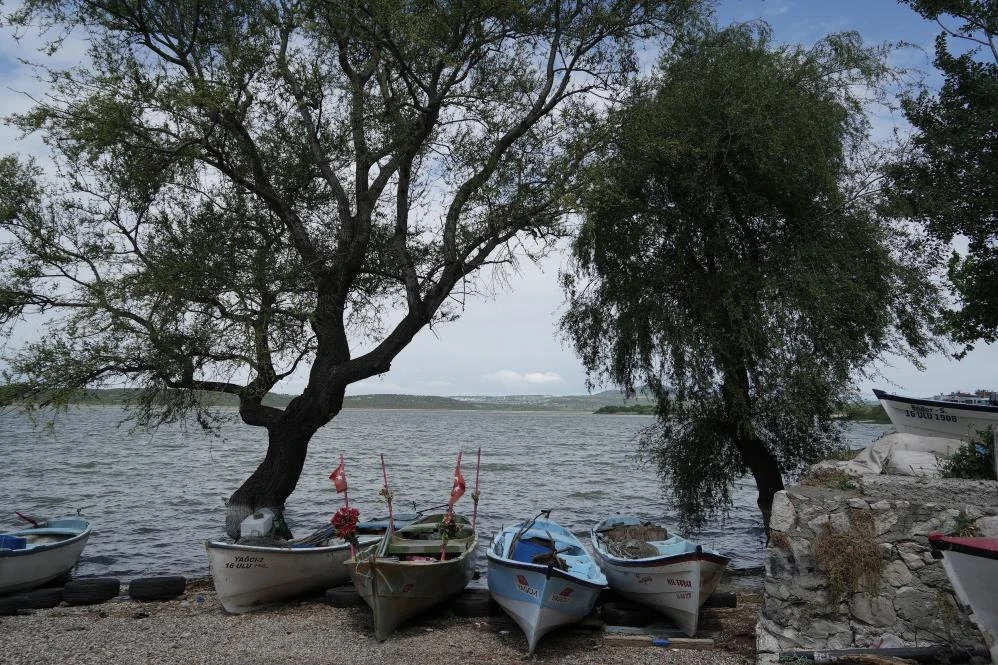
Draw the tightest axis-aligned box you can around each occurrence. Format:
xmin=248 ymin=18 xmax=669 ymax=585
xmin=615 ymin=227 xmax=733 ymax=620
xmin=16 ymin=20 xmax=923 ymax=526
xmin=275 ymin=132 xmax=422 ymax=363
xmin=0 ymin=581 xmax=759 ymax=665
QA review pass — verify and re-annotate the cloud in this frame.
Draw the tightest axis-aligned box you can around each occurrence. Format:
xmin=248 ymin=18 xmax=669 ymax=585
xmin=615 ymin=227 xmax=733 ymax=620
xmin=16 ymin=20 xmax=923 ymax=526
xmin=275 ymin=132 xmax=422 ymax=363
xmin=482 ymin=370 xmax=563 ymax=389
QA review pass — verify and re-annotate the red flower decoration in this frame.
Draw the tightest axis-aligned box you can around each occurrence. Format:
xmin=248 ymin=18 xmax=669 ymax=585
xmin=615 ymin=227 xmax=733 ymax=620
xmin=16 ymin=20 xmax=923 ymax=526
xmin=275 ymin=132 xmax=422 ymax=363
xmin=331 ymin=506 xmax=360 ymax=545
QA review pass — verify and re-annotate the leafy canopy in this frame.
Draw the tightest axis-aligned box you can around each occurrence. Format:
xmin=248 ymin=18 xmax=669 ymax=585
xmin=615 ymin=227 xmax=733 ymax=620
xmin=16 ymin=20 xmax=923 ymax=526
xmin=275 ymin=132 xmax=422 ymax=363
xmin=560 ymin=24 xmax=942 ymax=529
xmin=0 ymin=0 xmax=703 ymax=429
xmin=889 ymin=0 xmax=998 ymax=354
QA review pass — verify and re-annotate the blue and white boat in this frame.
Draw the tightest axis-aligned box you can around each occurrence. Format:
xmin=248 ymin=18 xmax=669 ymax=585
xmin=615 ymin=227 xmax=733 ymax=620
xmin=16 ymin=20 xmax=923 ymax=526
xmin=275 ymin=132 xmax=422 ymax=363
xmin=487 ymin=513 xmax=606 ymax=654
xmin=0 ymin=515 xmax=92 ymax=594
xmin=591 ymin=516 xmax=729 ymax=636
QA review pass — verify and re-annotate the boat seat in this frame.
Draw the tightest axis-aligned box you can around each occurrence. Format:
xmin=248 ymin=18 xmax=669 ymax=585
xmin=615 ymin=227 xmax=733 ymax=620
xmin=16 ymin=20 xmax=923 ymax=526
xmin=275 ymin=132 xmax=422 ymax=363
xmin=558 ymin=555 xmax=592 ymax=575
xmin=389 ymin=541 xmax=467 ymax=555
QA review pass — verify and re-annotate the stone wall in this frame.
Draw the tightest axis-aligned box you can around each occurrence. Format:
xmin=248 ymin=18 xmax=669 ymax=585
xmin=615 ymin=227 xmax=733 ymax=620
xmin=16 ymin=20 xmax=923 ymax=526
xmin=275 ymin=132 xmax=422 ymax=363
xmin=757 ymin=475 xmax=998 ymax=664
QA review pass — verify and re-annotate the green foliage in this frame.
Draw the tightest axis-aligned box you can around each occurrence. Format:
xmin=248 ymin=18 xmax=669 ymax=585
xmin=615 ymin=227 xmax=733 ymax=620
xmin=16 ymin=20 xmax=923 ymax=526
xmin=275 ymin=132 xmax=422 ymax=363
xmin=889 ymin=1 xmax=998 ymax=354
xmin=0 ymin=0 xmax=704 ymax=430
xmin=948 ymin=511 xmax=981 ymax=537
xmin=940 ymin=428 xmax=996 ymax=480
xmin=801 ymin=467 xmax=857 ymax=491
xmin=594 ymin=404 xmax=657 ymax=415
xmin=560 ymin=24 xmax=943 ymax=530
xmin=840 ymin=403 xmax=891 ymax=423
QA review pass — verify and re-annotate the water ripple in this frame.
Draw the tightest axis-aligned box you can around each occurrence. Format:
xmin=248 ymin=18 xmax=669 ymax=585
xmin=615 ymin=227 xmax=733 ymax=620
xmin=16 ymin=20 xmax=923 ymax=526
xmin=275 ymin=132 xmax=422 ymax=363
xmin=0 ymin=406 xmax=889 ymax=581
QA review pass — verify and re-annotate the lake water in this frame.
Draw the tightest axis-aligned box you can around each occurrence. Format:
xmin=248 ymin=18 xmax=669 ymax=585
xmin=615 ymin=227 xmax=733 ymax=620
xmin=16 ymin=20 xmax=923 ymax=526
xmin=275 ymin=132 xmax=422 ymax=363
xmin=0 ymin=406 xmax=890 ymax=582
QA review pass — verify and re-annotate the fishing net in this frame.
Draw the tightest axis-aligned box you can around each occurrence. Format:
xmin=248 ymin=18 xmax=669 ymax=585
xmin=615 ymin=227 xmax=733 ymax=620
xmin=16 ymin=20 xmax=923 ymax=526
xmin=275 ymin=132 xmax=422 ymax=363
xmin=598 ymin=524 xmax=667 ymax=559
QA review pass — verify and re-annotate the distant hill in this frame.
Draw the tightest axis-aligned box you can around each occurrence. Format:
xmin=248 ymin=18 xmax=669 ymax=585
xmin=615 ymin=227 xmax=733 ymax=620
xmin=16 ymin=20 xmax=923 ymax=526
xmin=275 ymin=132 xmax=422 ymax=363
xmin=20 ymin=387 xmax=655 ymax=413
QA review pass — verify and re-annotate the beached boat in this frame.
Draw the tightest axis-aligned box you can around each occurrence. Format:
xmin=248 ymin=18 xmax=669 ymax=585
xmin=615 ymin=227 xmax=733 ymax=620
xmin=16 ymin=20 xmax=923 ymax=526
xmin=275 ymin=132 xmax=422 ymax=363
xmin=590 ymin=516 xmax=729 ymax=636
xmin=206 ymin=513 xmax=417 ymax=614
xmin=487 ymin=514 xmax=606 ymax=654
xmin=346 ymin=512 xmax=478 ymax=641
xmin=0 ymin=516 xmax=92 ymax=595
xmin=873 ymin=388 xmax=998 ymax=442
xmin=929 ymin=534 xmax=998 ymax=664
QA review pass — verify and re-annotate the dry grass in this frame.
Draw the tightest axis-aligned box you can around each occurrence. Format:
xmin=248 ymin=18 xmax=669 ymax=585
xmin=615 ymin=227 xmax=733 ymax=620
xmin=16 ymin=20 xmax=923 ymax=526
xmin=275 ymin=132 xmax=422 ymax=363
xmin=813 ymin=510 xmax=883 ymax=599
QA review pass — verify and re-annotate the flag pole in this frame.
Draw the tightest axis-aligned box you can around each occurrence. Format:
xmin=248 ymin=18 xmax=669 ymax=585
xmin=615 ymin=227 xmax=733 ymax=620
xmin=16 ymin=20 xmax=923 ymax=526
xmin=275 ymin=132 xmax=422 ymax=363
xmin=471 ymin=447 xmax=481 ymax=530
xmin=441 ymin=450 xmax=464 ymax=561
xmin=340 ymin=453 xmax=350 ymax=510
xmin=379 ymin=454 xmax=395 ymax=556
xmin=340 ymin=453 xmax=355 ymax=557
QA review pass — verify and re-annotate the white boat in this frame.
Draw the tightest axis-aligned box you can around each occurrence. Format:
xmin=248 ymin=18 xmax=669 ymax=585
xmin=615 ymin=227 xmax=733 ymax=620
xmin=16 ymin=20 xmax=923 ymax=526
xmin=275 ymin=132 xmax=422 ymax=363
xmin=874 ymin=388 xmax=998 ymax=442
xmin=929 ymin=534 xmax=998 ymax=664
xmin=0 ymin=516 xmax=92 ymax=594
xmin=591 ymin=516 xmax=729 ymax=637
xmin=205 ymin=512 xmax=414 ymax=614
xmin=487 ymin=515 xmax=606 ymax=654
xmin=346 ymin=512 xmax=478 ymax=641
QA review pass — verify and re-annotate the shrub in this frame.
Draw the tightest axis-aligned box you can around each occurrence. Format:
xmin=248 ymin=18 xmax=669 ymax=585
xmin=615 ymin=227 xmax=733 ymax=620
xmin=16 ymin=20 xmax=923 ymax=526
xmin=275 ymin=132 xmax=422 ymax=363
xmin=940 ymin=429 xmax=995 ymax=480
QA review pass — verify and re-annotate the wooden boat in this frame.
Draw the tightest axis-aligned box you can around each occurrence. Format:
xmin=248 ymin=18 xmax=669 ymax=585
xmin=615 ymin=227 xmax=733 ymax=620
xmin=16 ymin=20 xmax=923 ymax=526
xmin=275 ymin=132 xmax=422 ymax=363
xmin=929 ymin=534 xmax=998 ymax=664
xmin=345 ymin=512 xmax=478 ymax=641
xmin=590 ymin=516 xmax=729 ymax=636
xmin=873 ymin=388 xmax=998 ymax=442
xmin=486 ymin=514 xmax=606 ymax=654
xmin=206 ymin=513 xmax=416 ymax=614
xmin=0 ymin=516 xmax=92 ymax=594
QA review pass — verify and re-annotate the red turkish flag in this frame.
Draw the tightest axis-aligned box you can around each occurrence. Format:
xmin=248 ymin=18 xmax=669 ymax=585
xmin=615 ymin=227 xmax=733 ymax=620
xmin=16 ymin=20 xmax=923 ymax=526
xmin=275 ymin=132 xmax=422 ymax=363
xmin=329 ymin=459 xmax=348 ymax=494
xmin=449 ymin=458 xmax=466 ymax=506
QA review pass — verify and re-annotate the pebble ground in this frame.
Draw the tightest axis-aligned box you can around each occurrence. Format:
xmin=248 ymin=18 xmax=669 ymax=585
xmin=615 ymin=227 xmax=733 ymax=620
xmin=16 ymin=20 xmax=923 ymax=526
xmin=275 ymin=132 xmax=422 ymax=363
xmin=0 ymin=582 xmax=759 ymax=665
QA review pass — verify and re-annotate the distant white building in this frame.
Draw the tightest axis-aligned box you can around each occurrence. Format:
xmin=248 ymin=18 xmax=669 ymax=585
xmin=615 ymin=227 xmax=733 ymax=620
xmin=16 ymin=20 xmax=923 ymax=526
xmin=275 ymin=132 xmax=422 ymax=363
xmin=933 ymin=390 xmax=997 ymax=406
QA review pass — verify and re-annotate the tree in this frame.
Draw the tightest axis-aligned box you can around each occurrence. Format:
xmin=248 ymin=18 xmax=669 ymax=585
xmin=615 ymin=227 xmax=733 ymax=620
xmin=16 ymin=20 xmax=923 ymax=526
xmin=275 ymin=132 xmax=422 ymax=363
xmin=888 ymin=0 xmax=998 ymax=355
xmin=0 ymin=0 xmax=703 ymax=537
xmin=559 ymin=24 xmax=942 ymax=531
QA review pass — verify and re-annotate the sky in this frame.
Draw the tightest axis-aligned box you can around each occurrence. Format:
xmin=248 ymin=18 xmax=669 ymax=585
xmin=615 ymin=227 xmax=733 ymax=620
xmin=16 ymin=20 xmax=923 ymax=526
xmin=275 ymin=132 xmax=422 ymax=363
xmin=0 ymin=0 xmax=994 ymax=400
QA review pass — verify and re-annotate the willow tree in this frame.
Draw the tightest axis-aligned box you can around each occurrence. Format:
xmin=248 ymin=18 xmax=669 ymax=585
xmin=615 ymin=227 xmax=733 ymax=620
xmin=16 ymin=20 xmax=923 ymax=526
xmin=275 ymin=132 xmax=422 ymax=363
xmin=889 ymin=0 xmax=998 ymax=355
xmin=0 ymin=0 xmax=702 ymax=537
xmin=560 ymin=25 xmax=942 ymax=531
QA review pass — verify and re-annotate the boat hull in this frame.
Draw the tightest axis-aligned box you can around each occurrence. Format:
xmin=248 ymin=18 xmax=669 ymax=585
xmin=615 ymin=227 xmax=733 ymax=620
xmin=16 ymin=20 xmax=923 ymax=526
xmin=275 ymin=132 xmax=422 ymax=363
xmin=930 ymin=535 xmax=998 ymax=664
xmin=345 ymin=514 xmax=478 ymax=641
xmin=0 ymin=517 xmax=92 ymax=594
xmin=591 ymin=518 xmax=730 ymax=636
xmin=593 ymin=547 xmax=727 ymax=636
xmin=206 ymin=535 xmax=380 ymax=614
xmin=487 ymin=556 xmax=603 ymax=653
xmin=874 ymin=389 xmax=998 ymax=442
xmin=486 ymin=517 xmax=606 ymax=654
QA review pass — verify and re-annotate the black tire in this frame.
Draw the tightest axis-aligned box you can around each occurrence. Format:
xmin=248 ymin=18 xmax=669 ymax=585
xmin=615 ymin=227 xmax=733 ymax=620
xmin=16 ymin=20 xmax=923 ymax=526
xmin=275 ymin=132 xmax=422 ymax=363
xmin=325 ymin=585 xmax=361 ymax=608
xmin=63 ymin=578 xmax=121 ymax=606
xmin=23 ymin=587 xmax=63 ymax=609
xmin=0 ymin=595 xmax=29 ymax=616
xmin=601 ymin=600 xmax=654 ymax=626
xmin=451 ymin=590 xmax=492 ymax=618
xmin=128 ymin=576 xmax=187 ymax=601
xmin=703 ymin=591 xmax=736 ymax=608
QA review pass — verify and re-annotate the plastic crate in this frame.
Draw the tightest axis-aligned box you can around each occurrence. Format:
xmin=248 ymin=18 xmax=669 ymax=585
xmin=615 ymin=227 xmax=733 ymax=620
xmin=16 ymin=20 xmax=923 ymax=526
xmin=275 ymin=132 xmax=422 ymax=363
xmin=511 ymin=538 xmax=552 ymax=563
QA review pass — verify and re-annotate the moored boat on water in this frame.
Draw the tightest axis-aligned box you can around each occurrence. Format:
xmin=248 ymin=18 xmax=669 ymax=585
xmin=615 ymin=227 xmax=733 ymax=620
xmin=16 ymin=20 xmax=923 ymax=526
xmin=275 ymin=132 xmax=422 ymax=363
xmin=486 ymin=513 xmax=606 ymax=654
xmin=345 ymin=512 xmax=478 ymax=641
xmin=590 ymin=516 xmax=729 ymax=637
xmin=873 ymin=388 xmax=998 ymax=442
xmin=0 ymin=515 xmax=92 ymax=595
xmin=929 ymin=534 xmax=998 ymax=665
xmin=206 ymin=511 xmax=416 ymax=614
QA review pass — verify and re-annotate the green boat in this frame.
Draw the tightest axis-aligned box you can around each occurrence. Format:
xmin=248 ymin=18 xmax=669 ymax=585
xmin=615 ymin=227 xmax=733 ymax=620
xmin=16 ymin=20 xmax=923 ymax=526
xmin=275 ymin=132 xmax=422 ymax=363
xmin=345 ymin=512 xmax=478 ymax=640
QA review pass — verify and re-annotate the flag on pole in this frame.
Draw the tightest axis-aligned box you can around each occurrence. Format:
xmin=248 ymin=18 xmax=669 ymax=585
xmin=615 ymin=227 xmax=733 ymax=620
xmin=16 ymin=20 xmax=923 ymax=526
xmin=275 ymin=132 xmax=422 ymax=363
xmin=449 ymin=454 xmax=466 ymax=507
xmin=329 ymin=459 xmax=348 ymax=494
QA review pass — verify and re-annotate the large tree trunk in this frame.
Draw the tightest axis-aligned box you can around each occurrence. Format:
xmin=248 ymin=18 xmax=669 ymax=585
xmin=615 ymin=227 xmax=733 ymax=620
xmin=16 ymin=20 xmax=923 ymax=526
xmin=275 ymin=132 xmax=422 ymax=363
xmin=721 ymin=363 xmax=784 ymax=532
xmin=732 ymin=434 xmax=784 ymax=532
xmin=224 ymin=420 xmax=323 ymax=539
